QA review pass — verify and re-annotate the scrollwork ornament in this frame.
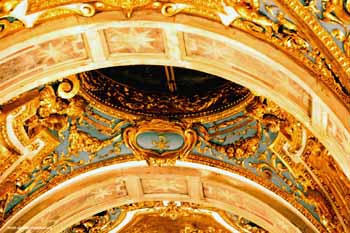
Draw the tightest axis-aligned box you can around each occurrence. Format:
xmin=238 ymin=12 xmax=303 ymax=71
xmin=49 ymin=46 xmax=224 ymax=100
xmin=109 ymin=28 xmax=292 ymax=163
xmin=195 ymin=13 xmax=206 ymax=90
xmin=160 ymin=3 xmax=189 ymax=17
xmin=302 ymin=137 xmax=349 ymax=232
xmin=0 ymin=76 xmax=85 ymax=221
xmin=57 ymin=75 xmax=80 ymax=99
xmin=195 ymin=123 xmax=261 ymax=160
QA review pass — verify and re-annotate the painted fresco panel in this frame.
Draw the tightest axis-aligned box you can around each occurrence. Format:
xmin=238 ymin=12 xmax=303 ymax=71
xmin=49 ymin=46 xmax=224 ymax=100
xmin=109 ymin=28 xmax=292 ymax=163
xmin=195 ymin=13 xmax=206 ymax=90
xmin=0 ymin=34 xmax=87 ymax=85
xmin=202 ymin=182 xmax=273 ymax=226
xmin=272 ymin=71 xmax=311 ymax=116
xmin=104 ymin=27 xmax=166 ymax=54
xmin=23 ymin=179 xmax=127 ymax=232
xmin=202 ymin=182 xmax=298 ymax=232
xmin=141 ymin=177 xmax=188 ymax=194
xmin=327 ymin=114 xmax=350 ymax=153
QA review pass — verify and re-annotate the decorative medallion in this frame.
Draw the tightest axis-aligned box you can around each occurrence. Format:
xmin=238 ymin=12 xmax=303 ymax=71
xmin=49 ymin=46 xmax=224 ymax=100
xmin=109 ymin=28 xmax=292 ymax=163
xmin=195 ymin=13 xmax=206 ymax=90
xmin=124 ymin=119 xmax=197 ymax=166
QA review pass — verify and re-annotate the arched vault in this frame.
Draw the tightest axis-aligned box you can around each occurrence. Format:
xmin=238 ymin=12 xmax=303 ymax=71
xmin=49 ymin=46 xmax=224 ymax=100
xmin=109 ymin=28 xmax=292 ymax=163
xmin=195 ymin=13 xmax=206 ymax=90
xmin=0 ymin=1 xmax=349 ymax=232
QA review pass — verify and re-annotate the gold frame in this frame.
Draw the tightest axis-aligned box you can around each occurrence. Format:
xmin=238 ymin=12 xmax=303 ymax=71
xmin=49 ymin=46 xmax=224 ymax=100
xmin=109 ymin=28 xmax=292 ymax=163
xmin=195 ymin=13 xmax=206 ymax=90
xmin=124 ymin=119 xmax=197 ymax=166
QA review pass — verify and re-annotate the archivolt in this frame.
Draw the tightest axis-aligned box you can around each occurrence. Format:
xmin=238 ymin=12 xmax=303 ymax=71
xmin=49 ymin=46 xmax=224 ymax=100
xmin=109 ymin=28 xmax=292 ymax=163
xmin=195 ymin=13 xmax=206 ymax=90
xmin=0 ymin=162 xmax=317 ymax=233
xmin=0 ymin=13 xmax=349 ymax=177
xmin=0 ymin=10 xmax=349 ymax=233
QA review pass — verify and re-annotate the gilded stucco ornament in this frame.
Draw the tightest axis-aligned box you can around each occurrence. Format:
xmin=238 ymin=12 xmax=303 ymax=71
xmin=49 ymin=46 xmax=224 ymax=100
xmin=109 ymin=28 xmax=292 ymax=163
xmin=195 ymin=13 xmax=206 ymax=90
xmin=303 ymin=0 xmax=350 ymax=56
xmin=195 ymin=118 xmax=261 ymax=160
xmin=246 ymin=96 xmax=349 ymax=232
xmin=124 ymin=119 xmax=197 ymax=166
xmin=268 ymin=121 xmax=339 ymax=230
xmin=266 ymin=104 xmax=350 ymax=233
xmin=0 ymin=76 xmax=82 ymax=222
xmin=276 ymin=0 xmax=350 ymax=105
xmin=302 ymin=137 xmax=350 ymax=232
xmin=194 ymin=96 xmax=301 ymax=162
xmin=0 ymin=74 xmax=348 ymax=232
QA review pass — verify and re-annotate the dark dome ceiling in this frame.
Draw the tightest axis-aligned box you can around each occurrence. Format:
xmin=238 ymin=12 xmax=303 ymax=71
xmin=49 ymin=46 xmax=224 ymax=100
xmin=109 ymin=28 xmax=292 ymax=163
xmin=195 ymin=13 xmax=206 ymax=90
xmin=79 ymin=65 xmax=251 ymax=117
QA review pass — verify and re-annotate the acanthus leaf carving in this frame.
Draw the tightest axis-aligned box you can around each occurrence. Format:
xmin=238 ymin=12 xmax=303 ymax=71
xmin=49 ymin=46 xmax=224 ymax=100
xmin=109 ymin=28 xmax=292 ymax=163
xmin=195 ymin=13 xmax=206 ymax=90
xmin=0 ymin=76 xmax=82 ymax=220
xmin=302 ymin=137 xmax=350 ymax=232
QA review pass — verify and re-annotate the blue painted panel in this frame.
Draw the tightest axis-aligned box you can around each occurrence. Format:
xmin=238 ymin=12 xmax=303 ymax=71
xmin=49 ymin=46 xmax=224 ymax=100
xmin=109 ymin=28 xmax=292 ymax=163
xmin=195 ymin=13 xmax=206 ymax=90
xmin=136 ymin=132 xmax=184 ymax=153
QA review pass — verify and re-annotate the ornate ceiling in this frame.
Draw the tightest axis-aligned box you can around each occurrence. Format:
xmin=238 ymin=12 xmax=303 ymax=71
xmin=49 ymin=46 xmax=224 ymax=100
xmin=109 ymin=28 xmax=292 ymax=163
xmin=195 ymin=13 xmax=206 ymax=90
xmin=0 ymin=0 xmax=349 ymax=233
xmin=0 ymin=67 xmax=347 ymax=232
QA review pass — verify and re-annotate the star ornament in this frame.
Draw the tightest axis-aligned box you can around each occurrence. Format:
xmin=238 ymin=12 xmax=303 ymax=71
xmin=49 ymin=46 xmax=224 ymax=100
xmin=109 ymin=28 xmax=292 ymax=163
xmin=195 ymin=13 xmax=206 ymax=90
xmin=109 ymin=28 xmax=156 ymax=52
xmin=91 ymin=188 xmax=113 ymax=200
xmin=200 ymin=40 xmax=228 ymax=61
xmin=38 ymin=42 xmax=69 ymax=64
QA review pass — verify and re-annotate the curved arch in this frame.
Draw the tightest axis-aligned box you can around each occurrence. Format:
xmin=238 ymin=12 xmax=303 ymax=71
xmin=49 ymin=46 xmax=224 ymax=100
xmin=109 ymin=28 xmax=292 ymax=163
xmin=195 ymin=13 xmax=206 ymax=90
xmin=0 ymin=12 xmax=349 ymax=178
xmin=0 ymin=10 xmax=350 ymax=233
xmin=0 ymin=163 xmax=318 ymax=233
